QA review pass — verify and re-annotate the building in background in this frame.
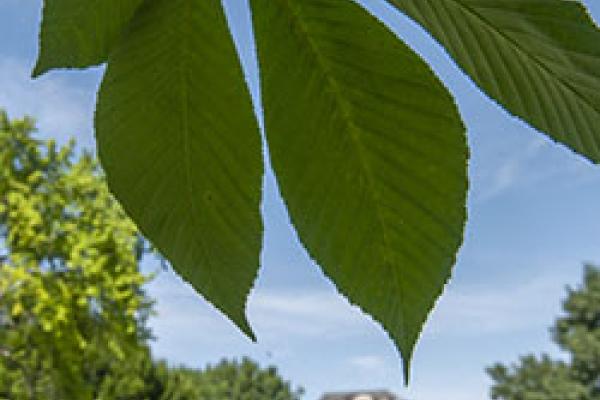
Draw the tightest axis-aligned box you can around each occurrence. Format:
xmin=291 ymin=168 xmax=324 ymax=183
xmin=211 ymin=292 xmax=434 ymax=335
xmin=320 ymin=391 xmax=400 ymax=400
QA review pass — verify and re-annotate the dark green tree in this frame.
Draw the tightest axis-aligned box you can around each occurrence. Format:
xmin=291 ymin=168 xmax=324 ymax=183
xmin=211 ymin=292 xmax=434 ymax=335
xmin=488 ymin=266 xmax=600 ymax=400
xmin=170 ymin=358 xmax=303 ymax=400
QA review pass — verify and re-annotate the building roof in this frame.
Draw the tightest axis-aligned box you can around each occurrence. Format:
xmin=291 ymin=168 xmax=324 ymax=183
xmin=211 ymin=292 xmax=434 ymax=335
xmin=319 ymin=391 xmax=399 ymax=400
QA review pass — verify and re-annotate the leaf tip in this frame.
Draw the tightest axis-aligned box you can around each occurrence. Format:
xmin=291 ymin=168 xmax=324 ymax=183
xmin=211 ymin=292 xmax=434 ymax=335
xmin=31 ymin=60 xmax=46 ymax=79
xmin=237 ymin=315 xmax=258 ymax=343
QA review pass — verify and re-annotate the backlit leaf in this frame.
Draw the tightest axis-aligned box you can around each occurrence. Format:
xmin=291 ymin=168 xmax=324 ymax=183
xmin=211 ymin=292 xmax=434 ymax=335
xmin=95 ymin=0 xmax=262 ymax=338
xmin=251 ymin=0 xmax=468 ymax=380
xmin=387 ymin=0 xmax=600 ymax=162
xmin=34 ymin=0 xmax=144 ymax=76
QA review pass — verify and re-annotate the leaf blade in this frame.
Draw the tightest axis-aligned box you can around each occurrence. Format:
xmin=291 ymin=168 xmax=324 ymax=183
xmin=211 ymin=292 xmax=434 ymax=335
xmin=387 ymin=0 xmax=600 ymax=162
xmin=95 ymin=0 xmax=262 ymax=337
xmin=251 ymin=0 xmax=468 ymax=380
xmin=34 ymin=0 xmax=144 ymax=76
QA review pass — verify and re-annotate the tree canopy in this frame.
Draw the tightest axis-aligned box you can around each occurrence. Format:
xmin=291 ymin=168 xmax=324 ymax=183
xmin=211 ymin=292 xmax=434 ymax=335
xmin=169 ymin=358 xmax=304 ymax=400
xmin=0 ymin=110 xmax=152 ymax=399
xmin=487 ymin=265 xmax=600 ymax=400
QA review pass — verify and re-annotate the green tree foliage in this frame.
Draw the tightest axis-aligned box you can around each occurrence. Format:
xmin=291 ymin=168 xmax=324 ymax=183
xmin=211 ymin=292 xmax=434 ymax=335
xmin=487 ymin=265 xmax=600 ymax=400
xmin=0 ymin=110 xmax=152 ymax=399
xmin=165 ymin=358 xmax=303 ymax=400
xmin=97 ymin=358 xmax=303 ymax=400
xmin=32 ymin=0 xmax=600 ymax=379
xmin=89 ymin=355 xmax=205 ymax=400
xmin=0 ymin=110 xmax=304 ymax=399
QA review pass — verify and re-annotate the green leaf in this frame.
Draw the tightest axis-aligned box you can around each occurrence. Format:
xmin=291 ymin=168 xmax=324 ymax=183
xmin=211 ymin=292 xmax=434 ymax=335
xmin=251 ymin=0 xmax=468 ymax=380
xmin=95 ymin=0 xmax=262 ymax=338
xmin=387 ymin=0 xmax=600 ymax=163
xmin=33 ymin=0 xmax=144 ymax=77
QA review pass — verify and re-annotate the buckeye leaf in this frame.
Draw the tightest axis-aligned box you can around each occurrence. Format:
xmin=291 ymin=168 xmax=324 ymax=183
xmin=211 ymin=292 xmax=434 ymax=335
xmin=251 ymin=0 xmax=468 ymax=380
xmin=387 ymin=0 xmax=600 ymax=163
xmin=33 ymin=0 xmax=144 ymax=76
xmin=95 ymin=0 xmax=262 ymax=338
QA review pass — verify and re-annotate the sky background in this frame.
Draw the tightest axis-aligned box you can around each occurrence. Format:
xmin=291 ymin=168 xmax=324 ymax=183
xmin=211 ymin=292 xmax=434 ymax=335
xmin=2 ymin=1 xmax=600 ymax=399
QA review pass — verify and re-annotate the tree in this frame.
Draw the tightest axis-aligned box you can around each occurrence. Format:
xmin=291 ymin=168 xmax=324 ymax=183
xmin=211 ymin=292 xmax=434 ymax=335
xmin=95 ymin=357 xmax=304 ymax=400
xmin=162 ymin=358 xmax=303 ymax=400
xmin=487 ymin=265 xmax=600 ymax=400
xmin=0 ymin=110 xmax=153 ymax=399
xmin=30 ymin=0 xmax=600 ymax=379
xmin=0 ymin=110 xmax=304 ymax=400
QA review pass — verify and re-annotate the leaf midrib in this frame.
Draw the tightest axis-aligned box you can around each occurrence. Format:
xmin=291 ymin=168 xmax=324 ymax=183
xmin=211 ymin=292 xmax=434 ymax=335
xmin=439 ymin=0 xmax=600 ymax=150
xmin=278 ymin=0 xmax=407 ymax=347
xmin=176 ymin=1 xmax=217 ymax=295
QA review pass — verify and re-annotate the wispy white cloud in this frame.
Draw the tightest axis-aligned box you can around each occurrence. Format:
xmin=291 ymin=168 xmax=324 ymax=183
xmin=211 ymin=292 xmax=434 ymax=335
xmin=0 ymin=57 xmax=97 ymax=148
xmin=147 ymin=262 xmax=573 ymax=352
xmin=473 ymin=137 xmax=546 ymax=204
xmin=348 ymin=355 xmax=388 ymax=373
xmin=424 ymin=273 xmax=572 ymax=338
xmin=145 ymin=269 xmax=383 ymax=369
xmin=146 ymin=266 xmax=375 ymax=343
xmin=472 ymin=133 xmax=600 ymax=205
xmin=249 ymin=290 xmax=373 ymax=339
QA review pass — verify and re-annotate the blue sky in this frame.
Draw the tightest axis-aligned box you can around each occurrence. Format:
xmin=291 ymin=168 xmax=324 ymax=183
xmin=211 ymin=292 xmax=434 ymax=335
xmin=2 ymin=1 xmax=600 ymax=399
